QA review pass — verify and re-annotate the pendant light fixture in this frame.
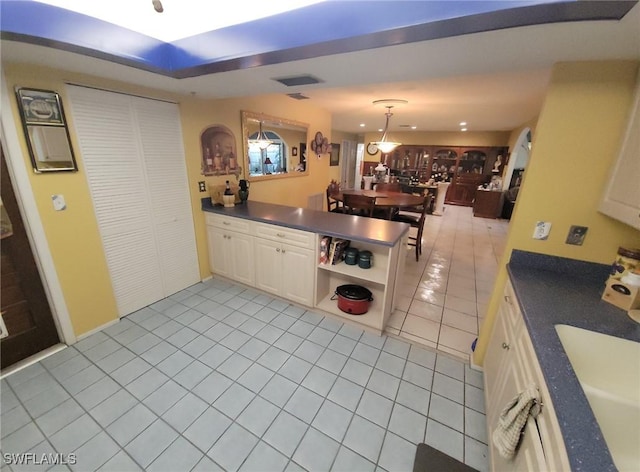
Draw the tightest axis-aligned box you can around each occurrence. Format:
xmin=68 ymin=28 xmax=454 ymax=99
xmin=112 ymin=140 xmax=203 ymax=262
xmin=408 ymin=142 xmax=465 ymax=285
xmin=248 ymin=121 xmax=272 ymax=150
xmin=371 ymin=99 xmax=407 ymax=154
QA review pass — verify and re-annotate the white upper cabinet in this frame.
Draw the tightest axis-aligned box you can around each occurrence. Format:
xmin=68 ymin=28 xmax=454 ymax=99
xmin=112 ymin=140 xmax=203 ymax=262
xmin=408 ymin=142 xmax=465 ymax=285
xmin=599 ymin=75 xmax=640 ymax=230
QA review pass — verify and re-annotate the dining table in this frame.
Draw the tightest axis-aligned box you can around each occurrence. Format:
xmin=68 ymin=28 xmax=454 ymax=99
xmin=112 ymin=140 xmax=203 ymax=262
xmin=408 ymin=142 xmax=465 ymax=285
xmin=331 ymin=189 xmax=425 ymax=219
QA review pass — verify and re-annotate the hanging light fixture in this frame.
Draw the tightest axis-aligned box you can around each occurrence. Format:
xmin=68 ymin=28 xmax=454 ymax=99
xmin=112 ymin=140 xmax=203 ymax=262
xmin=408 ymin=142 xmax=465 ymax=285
xmin=248 ymin=121 xmax=272 ymax=150
xmin=371 ymin=99 xmax=407 ymax=154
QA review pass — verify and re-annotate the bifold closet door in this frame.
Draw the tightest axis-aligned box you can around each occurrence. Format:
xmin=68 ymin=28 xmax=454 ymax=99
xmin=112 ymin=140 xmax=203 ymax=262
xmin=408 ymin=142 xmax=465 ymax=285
xmin=66 ymin=85 xmax=198 ymax=316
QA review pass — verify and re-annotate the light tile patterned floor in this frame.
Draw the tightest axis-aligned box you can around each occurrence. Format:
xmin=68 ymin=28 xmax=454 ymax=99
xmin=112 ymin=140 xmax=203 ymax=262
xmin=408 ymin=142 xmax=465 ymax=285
xmin=391 ymin=205 xmax=509 ymax=361
xmin=1 ymin=204 xmax=500 ymax=472
xmin=1 ymin=277 xmax=489 ymax=471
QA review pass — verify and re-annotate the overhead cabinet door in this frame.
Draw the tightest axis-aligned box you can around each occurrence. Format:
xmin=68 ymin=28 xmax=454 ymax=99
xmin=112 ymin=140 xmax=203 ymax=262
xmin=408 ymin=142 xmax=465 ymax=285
xmin=66 ymin=86 xmax=198 ymax=316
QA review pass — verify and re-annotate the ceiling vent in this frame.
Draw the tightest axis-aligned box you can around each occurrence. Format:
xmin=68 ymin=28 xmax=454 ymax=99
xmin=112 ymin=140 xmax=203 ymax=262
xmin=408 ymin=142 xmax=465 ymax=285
xmin=286 ymin=93 xmax=310 ymax=100
xmin=273 ymin=75 xmax=323 ymax=87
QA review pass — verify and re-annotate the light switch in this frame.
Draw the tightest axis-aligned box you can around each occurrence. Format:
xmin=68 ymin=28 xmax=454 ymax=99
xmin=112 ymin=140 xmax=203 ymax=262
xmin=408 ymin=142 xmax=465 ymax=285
xmin=52 ymin=194 xmax=66 ymax=211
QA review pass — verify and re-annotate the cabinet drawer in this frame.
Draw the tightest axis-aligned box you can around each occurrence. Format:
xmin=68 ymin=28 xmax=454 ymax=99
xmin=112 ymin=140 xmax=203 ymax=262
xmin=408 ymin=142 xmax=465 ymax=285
xmin=254 ymin=223 xmax=314 ymax=249
xmin=204 ymin=213 xmax=252 ymax=234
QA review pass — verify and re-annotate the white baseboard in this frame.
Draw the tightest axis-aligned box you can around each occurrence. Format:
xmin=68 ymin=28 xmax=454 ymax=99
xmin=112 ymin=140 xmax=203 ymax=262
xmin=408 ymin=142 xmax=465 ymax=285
xmin=75 ymin=318 xmax=120 ymax=342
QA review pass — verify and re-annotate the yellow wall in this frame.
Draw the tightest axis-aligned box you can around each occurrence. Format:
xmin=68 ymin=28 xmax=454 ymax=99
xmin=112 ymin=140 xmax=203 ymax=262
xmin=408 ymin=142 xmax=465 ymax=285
xmin=3 ymin=64 xmax=333 ymax=336
xmin=474 ymin=61 xmax=640 ymax=365
xmin=179 ymin=94 xmax=333 ymax=281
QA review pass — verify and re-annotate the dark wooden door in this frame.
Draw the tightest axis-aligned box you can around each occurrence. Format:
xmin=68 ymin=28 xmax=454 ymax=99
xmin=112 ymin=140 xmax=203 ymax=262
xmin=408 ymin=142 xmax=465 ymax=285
xmin=1 ymin=146 xmax=59 ymax=369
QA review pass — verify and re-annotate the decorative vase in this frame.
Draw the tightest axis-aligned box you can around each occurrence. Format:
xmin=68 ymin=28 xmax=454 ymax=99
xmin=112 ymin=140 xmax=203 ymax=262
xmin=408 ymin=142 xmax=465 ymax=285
xmin=238 ymin=189 xmax=249 ymax=204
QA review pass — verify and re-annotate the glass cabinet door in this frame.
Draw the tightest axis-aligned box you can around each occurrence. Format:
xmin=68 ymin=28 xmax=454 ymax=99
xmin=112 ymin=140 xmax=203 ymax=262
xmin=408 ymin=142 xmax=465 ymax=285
xmin=459 ymin=149 xmax=487 ymax=174
xmin=431 ymin=148 xmax=457 ymax=181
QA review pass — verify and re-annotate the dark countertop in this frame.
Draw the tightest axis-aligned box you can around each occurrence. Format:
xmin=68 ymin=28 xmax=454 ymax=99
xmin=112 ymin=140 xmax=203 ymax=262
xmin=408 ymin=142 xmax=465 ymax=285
xmin=507 ymin=250 xmax=640 ymax=472
xmin=201 ymin=198 xmax=409 ymax=247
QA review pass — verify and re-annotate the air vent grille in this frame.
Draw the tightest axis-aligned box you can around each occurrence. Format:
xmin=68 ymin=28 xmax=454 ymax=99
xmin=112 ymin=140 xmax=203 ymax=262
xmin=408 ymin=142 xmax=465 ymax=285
xmin=286 ymin=93 xmax=310 ymax=100
xmin=273 ymin=75 xmax=322 ymax=87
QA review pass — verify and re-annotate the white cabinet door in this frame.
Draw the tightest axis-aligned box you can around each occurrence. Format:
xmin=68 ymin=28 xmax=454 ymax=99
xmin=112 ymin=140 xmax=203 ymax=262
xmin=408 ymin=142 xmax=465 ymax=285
xmin=207 ymin=229 xmax=232 ymax=279
xmin=254 ymin=238 xmax=281 ymax=296
xmin=485 ymin=280 xmax=569 ymax=472
xmin=229 ymin=231 xmax=255 ymax=286
xmin=599 ymin=77 xmax=640 ymax=230
xmin=208 ymin=227 xmax=254 ymax=286
xmin=281 ymin=245 xmax=314 ymax=306
xmin=254 ymin=237 xmax=314 ymax=306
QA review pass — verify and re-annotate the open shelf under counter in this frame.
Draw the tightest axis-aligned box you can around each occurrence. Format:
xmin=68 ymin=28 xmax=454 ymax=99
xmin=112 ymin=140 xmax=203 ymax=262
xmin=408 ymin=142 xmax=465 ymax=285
xmin=315 ymin=270 xmax=388 ymax=333
xmin=317 ymin=260 xmax=388 ymax=285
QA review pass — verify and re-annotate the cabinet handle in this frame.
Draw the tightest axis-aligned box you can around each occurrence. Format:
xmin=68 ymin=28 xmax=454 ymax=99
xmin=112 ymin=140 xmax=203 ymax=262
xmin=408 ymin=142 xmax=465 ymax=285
xmin=223 ymin=221 xmax=230 ymax=225
xmin=282 ymin=249 xmax=286 ymax=254
xmin=502 ymin=342 xmax=510 ymax=350
xmin=504 ymin=295 xmax=512 ymax=304
xmin=276 ymin=233 xmax=285 ymax=238
xmin=276 ymin=248 xmax=281 ymax=252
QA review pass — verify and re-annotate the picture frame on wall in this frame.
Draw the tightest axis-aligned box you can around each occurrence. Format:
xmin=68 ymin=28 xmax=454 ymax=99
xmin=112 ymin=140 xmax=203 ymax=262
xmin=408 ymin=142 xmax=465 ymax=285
xmin=329 ymin=143 xmax=340 ymax=166
xmin=16 ymin=88 xmax=66 ymax=125
xmin=15 ymin=87 xmax=78 ymax=173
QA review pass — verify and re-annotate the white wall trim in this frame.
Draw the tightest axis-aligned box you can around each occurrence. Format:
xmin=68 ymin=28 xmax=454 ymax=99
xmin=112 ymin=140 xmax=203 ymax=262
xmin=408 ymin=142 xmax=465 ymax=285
xmin=0 ymin=71 xmax=77 ymax=345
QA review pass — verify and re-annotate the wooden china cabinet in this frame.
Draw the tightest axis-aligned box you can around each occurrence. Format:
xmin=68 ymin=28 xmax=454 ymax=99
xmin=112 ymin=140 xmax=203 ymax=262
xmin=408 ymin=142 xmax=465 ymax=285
xmin=383 ymin=145 xmax=508 ymax=206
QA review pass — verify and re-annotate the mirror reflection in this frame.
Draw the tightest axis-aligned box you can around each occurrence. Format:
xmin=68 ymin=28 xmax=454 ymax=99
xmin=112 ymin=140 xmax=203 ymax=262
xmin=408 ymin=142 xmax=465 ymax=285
xmin=242 ymin=111 xmax=308 ymax=179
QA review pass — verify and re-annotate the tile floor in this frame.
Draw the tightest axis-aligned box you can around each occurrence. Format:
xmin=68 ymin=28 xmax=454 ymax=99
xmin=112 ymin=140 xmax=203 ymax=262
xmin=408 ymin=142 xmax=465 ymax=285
xmin=0 ymin=204 xmax=502 ymax=472
xmin=391 ymin=205 xmax=509 ymax=361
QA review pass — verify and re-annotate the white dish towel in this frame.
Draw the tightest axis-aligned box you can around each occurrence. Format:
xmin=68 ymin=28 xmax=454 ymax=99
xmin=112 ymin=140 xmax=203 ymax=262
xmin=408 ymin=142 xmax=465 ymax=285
xmin=492 ymin=382 xmax=542 ymax=459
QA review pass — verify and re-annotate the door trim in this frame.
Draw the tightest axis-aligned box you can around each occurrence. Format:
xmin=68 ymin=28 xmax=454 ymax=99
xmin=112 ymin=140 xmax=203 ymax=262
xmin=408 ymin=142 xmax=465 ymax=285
xmin=0 ymin=70 xmax=76 ymax=345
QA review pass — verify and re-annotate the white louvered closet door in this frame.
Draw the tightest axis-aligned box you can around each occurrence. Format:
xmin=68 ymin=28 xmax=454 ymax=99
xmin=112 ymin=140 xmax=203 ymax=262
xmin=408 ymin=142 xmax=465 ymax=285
xmin=66 ymin=85 xmax=198 ymax=316
xmin=133 ymin=97 xmax=199 ymax=296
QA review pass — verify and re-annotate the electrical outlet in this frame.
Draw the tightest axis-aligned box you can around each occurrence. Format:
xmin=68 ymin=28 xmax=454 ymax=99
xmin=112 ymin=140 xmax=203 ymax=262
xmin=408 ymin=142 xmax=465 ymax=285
xmin=566 ymin=225 xmax=588 ymax=245
xmin=198 ymin=181 xmax=206 ymax=192
xmin=533 ymin=221 xmax=551 ymax=240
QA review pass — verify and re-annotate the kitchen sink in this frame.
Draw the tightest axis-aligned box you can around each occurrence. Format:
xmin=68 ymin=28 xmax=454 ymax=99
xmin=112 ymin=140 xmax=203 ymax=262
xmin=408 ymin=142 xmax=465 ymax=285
xmin=555 ymin=324 xmax=640 ymax=472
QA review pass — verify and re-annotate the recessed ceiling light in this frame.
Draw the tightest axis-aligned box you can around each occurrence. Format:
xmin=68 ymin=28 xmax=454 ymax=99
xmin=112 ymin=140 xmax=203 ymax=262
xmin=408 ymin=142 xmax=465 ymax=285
xmin=459 ymin=121 xmax=467 ymax=126
xmin=461 ymin=128 xmax=468 ymax=132
xmin=359 ymin=123 xmax=365 ymax=127
xmin=411 ymin=125 xmax=417 ymax=130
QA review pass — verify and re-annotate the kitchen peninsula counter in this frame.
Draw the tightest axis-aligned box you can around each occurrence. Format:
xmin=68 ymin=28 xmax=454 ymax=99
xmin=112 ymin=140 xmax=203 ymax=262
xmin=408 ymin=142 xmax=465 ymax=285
xmin=201 ymin=198 xmax=409 ymax=246
xmin=506 ymin=250 xmax=640 ymax=472
xmin=202 ymin=198 xmax=410 ymax=333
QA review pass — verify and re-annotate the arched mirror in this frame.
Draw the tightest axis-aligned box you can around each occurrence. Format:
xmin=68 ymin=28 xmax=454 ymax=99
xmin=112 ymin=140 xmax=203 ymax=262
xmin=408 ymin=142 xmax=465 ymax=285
xmin=241 ymin=111 xmax=309 ymax=181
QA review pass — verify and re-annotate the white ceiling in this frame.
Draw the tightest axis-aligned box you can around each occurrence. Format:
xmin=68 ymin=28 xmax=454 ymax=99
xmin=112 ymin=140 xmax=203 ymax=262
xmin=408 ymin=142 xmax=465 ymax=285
xmin=2 ymin=3 xmax=639 ymax=134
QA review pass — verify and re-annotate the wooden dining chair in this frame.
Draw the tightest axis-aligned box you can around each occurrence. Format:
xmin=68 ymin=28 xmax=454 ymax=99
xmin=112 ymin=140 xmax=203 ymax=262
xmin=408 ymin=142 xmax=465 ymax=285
xmin=392 ymin=194 xmax=433 ymax=261
xmin=326 ymin=184 xmax=343 ymax=213
xmin=343 ymin=193 xmax=376 ymax=217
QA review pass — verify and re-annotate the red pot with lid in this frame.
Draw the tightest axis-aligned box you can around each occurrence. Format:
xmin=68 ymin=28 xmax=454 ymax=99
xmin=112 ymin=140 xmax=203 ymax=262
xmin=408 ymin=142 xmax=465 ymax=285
xmin=332 ymin=284 xmax=373 ymax=315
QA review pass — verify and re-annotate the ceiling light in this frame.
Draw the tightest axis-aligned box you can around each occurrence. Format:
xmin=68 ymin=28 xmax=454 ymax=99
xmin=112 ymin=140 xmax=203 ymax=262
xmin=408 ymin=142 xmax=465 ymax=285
xmin=248 ymin=122 xmax=272 ymax=150
xmin=152 ymin=0 xmax=163 ymax=13
xmin=461 ymin=128 xmax=468 ymax=132
xmin=459 ymin=121 xmax=467 ymax=126
xmin=359 ymin=123 xmax=365 ymax=127
xmin=371 ymin=99 xmax=407 ymax=154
